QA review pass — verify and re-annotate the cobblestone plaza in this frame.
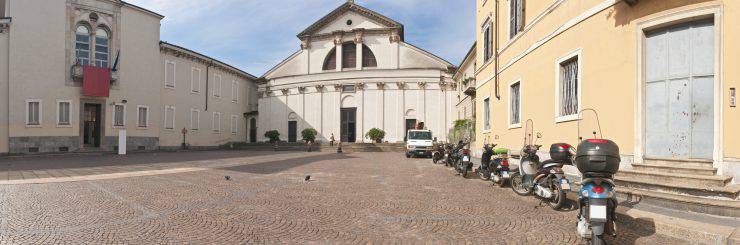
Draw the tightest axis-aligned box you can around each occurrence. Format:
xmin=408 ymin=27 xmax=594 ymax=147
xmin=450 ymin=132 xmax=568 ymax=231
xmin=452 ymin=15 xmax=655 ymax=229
xmin=0 ymin=151 xmax=679 ymax=244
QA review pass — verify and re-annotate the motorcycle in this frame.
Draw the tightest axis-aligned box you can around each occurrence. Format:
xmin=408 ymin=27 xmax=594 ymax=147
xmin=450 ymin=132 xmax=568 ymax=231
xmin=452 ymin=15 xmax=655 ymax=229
xmin=432 ymin=143 xmax=445 ymax=164
xmin=477 ymin=143 xmax=496 ymax=180
xmin=454 ymin=141 xmax=472 ymax=177
xmin=574 ymin=109 xmax=620 ymax=245
xmin=444 ymin=143 xmax=455 ymax=167
xmin=510 ymin=120 xmax=571 ymax=210
xmin=489 ymin=148 xmax=511 ymax=187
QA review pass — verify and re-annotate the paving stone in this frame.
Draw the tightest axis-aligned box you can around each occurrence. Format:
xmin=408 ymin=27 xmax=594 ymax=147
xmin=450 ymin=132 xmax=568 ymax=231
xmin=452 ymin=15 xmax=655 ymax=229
xmin=0 ymin=151 xmax=683 ymax=243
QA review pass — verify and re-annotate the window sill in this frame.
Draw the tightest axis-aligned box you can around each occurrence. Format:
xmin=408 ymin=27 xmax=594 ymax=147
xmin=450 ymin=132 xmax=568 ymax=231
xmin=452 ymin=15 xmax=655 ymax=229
xmin=482 ymin=129 xmax=491 ymax=134
xmin=136 ymin=126 xmax=148 ymax=130
xmin=555 ymin=114 xmax=580 ymax=123
xmin=191 ymin=91 xmax=200 ymax=95
xmin=112 ymin=125 xmax=126 ymax=129
xmin=508 ymin=123 xmax=522 ymax=129
xmin=56 ymin=124 xmax=72 ymax=128
xmin=164 ymin=85 xmax=176 ymax=90
xmin=25 ymin=124 xmax=42 ymax=128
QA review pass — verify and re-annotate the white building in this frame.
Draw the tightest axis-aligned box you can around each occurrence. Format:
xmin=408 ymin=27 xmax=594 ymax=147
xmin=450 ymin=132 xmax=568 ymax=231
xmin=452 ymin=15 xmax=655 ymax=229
xmin=258 ymin=1 xmax=457 ymax=143
xmin=0 ymin=0 xmax=257 ymax=154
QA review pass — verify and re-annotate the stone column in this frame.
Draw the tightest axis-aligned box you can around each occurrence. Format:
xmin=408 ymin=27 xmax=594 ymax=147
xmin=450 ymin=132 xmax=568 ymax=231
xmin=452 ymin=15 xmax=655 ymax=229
xmin=354 ymin=29 xmax=363 ymax=70
xmin=334 ymin=32 xmax=343 ymax=71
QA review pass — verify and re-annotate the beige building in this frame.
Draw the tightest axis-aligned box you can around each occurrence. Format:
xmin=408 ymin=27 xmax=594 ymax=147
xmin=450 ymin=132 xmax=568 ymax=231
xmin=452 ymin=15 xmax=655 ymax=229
xmin=0 ymin=0 xmax=257 ymax=154
xmin=258 ymin=1 xmax=457 ymax=143
xmin=475 ymin=0 xmax=738 ymax=214
xmin=452 ymin=43 xmax=477 ymax=148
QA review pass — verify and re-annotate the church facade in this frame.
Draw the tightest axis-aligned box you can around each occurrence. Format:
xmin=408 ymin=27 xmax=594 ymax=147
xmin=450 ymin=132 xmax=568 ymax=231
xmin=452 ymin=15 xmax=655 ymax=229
xmin=258 ymin=1 xmax=457 ymax=143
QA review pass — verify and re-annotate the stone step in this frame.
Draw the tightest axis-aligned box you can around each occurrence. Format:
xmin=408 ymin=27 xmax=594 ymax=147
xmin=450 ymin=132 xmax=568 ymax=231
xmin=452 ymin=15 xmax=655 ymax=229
xmin=616 ymin=187 xmax=740 ymax=218
xmin=616 ymin=169 xmax=731 ymax=188
xmin=643 ymin=159 xmax=715 ymax=169
xmin=614 ymin=175 xmax=740 ymax=199
xmin=631 ymin=162 xmax=717 ymax=176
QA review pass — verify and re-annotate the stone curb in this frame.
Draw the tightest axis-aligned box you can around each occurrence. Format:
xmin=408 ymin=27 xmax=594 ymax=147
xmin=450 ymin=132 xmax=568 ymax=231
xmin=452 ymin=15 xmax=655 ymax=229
xmin=617 ymin=206 xmax=739 ymax=244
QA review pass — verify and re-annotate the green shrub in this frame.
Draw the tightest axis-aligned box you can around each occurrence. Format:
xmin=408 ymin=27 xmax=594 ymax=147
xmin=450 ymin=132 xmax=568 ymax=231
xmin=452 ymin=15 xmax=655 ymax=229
xmin=301 ymin=128 xmax=318 ymax=143
xmin=264 ymin=130 xmax=281 ymax=143
xmin=365 ymin=128 xmax=386 ymax=143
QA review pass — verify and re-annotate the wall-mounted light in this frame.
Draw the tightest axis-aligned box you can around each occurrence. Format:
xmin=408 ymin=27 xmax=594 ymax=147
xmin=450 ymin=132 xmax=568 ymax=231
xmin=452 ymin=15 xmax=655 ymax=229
xmin=731 ymin=88 xmax=736 ymax=108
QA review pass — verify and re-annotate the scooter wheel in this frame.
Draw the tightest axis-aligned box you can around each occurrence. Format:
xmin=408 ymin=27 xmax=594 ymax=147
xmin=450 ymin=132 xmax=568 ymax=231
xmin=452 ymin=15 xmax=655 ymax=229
xmin=510 ymin=173 xmax=532 ymax=196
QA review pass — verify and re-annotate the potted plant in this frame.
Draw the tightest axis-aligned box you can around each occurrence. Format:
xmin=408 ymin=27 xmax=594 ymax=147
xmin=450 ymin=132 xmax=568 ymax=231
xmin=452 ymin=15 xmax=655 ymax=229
xmin=264 ymin=130 xmax=281 ymax=143
xmin=301 ymin=128 xmax=318 ymax=143
xmin=365 ymin=128 xmax=386 ymax=143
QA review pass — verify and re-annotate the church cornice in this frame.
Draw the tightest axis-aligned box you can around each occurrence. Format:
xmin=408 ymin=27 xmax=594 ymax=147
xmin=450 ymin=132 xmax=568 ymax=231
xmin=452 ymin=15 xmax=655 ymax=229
xmin=297 ymin=1 xmax=404 ymax=41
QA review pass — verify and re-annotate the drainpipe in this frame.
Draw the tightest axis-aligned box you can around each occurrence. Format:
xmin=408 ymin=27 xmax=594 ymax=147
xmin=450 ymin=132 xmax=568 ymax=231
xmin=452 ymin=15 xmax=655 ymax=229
xmin=205 ymin=64 xmax=210 ymax=111
xmin=494 ymin=0 xmax=501 ymax=100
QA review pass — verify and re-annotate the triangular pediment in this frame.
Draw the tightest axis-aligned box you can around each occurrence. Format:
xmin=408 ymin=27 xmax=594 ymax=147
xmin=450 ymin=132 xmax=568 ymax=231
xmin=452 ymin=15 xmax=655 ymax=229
xmin=298 ymin=1 xmax=404 ymax=40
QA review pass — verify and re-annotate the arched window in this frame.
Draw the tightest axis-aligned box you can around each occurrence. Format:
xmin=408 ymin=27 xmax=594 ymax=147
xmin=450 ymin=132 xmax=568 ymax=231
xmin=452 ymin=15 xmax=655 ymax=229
xmin=362 ymin=44 xmax=377 ymax=68
xmin=94 ymin=27 xmax=110 ymax=68
xmin=322 ymin=48 xmax=336 ymax=71
xmin=341 ymin=42 xmax=356 ymax=68
xmin=75 ymin=25 xmax=91 ymax=65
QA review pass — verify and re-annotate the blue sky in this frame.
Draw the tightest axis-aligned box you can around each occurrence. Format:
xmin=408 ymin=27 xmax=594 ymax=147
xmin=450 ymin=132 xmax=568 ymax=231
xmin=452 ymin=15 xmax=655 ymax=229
xmin=126 ymin=0 xmax=476 ymax=76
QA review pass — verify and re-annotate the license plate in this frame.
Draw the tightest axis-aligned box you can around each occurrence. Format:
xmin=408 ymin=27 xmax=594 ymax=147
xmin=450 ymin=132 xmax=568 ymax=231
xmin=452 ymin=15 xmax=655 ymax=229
xmin=502 ymin=171 xmax=510 ymax=178
xmin=463 ymin=156 xmax=470 ymax=162
xmin=560 ymin=179 xmax=571 ymax=190
xmin=445 ymin=154 xmax=449 ymax=157
xmin=590 ymin=204 xmax=607 ymax=221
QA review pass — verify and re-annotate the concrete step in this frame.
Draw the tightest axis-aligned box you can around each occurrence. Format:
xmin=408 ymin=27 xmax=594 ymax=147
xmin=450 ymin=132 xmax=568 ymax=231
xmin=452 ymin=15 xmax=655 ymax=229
xmin=615 ymin=169 xmax=731 ymax=188
xmin=614 ymin=175 xmax=740 ymax=199
xmin=643 ymin=159 xmax=715 ymax=169
xmin=631 ymin=162 xmax=717 ymax=176
xmin=617 ymin=187 xmax=740 ymax=218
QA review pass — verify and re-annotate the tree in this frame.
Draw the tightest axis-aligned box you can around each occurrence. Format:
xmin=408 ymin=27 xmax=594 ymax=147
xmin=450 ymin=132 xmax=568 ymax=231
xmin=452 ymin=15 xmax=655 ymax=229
xmin=365 ymin=128 xmax=386 ymax=143
xmin=264 ymin=130 xmax=281 ymax=143
xmin=301 ymin=128 xmax=318 ymax=143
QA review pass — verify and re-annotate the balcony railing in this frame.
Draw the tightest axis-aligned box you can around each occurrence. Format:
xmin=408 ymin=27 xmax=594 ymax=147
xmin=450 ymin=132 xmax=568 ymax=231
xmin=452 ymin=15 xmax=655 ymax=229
xmin=463 ymin=78 xmax=476 ymax=97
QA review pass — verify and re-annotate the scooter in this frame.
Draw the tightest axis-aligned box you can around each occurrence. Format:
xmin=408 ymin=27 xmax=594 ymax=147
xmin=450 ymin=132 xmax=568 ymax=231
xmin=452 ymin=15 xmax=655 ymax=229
xmin=489 ymin=148 xmax=511 ymax=187
xmin=451 ymin=141 xmax=471 ymax=177
xmin=574 ymin=109 xmax=619 ymax=245
xmin=432 ymin=143 xmax=445 ymax=164
xmin=510 ymin=120 xmax=571 ymax=210
xmin=444 ymin=143 xmax=455 ymax=167
xmin=476 ymin=143 xmax=497 ymax=180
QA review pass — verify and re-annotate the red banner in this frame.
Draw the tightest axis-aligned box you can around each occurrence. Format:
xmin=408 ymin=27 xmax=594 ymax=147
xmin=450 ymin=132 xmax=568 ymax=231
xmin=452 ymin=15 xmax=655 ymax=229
xmin=82 ymin=66 xmax=110 ymax=97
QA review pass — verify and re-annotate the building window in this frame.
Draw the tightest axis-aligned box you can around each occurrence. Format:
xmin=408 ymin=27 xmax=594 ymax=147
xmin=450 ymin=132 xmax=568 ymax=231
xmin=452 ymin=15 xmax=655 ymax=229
xmin=75 ymin=25 xmax=91 ymax=66
xmin=231 ymin=81 xmax=238 ymax=103
xmin=342 ymin=85 xmax=356 ymax=93
xmin=26 ymin=100 xmax=41 ymax=126
xmin=57 ymin=100 xmax=71 ymax=126
xmin=94 ymin=27 xmax=110 ymax=68
xmin=164 ymin=105 xmax=175 ymax=130
xmin=482 ymin=18 xmax=493 ymax=63
xmin=323 ymin=48 xmax=337 ymax=71
xmin=191 ymin=68 xmax=201 ymax=93
xmin=342 ymin=42 xmax=356 ymax=68
xmin=510 ymin=81 xmax=521 ymax=127
xmin=137 ymin=106 xmax=149 ymax=128
xmin=362 ymin=44 xmax=377 ymax=68
xmin=113 ymin=104 xmax=125 ymax=127
xmin=509 ymin=0 xmax=525 ymax=38
xmin=230 ymin=115 xmax=238 ymax=134
xmin=483 ymin=97 xmax=490 ymax=130
xmin=190 ymin=109 xmax=200 ymax=130
xmin=165 ymin=61 xmax=176 ymax=88
xmin=213 ymin=74 xmax=222 ymax=97
xmin=212 ymin=112 xmax=222 ymax=133
xmin=558 ymin=55 xmax=579 ymax=118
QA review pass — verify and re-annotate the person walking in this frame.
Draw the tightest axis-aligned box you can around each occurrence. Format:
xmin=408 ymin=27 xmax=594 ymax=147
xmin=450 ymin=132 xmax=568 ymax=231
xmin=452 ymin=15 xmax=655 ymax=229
xmin=330 ymin=134 xmax=336 ymax=147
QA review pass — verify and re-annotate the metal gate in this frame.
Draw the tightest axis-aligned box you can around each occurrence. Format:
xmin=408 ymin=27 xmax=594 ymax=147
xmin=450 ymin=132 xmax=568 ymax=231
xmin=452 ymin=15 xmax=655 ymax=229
xmin=645 ymin=20 xmax=714 ymax=160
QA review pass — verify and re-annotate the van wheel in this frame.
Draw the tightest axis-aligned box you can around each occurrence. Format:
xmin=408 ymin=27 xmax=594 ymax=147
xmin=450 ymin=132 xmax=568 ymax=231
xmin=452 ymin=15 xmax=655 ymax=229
xmin=405 ymin=153 xmax=411 ymax=158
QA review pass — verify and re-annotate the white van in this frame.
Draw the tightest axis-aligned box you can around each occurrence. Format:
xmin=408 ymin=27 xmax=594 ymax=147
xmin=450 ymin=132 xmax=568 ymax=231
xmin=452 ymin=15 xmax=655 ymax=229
xmin=405 ymin=130 xmax=433 ymax=158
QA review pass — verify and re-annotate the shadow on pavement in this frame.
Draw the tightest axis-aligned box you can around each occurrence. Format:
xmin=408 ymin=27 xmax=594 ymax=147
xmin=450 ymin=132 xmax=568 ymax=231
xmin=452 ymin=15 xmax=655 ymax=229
xmin=0 ymin=150 xmax=291 ymax=172
xmin=609 ymin=198 xmax=657 ymax=244
xmin=218 ymin=153 xmax=356 ymax=175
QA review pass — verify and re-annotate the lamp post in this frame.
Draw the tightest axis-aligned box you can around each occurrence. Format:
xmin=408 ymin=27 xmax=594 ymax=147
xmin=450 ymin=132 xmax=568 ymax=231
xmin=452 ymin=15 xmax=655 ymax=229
xmin=181 ymin=128 xmax=188 ymax=149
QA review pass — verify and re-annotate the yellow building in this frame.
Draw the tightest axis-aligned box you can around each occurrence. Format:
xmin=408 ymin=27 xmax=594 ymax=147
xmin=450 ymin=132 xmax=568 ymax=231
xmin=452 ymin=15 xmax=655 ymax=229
xmin=475 ymin=0 xmax=738 ymax=216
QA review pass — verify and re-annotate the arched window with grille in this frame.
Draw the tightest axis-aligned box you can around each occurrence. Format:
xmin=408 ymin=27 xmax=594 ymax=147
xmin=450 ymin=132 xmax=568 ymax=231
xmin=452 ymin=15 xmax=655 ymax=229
xmin=341 ymin=42 xmax=356 ymax=68
xmin=322 ymin=48 xmax=336 ymax=71
xmin=362 ymin=44 xmax=377 ymax=68
xmin=75 ymin=25 xmax=91 ymax=65
xmin=94 ymin=27 xmax=110 ymax=68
